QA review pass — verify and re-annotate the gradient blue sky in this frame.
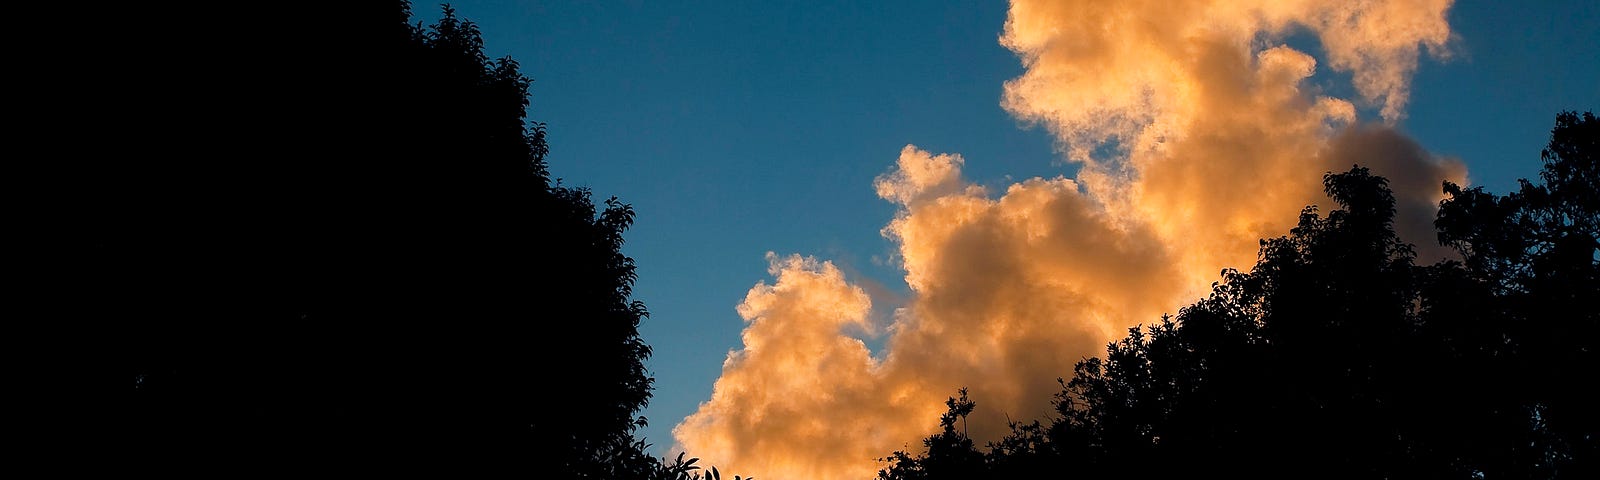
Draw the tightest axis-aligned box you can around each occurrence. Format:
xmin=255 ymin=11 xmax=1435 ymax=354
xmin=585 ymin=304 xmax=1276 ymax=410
xmin=415 ymin=1 xmax=1598 ymax=453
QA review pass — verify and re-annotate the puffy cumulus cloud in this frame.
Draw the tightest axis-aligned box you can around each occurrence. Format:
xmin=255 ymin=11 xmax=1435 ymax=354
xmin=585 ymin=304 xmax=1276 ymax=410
xmin=673 ymin=252 xmax=939 ymax=480
xmin=675 ymin=147 xmax=1186 ymax=479
xmin=677 ymin=1 xmax=1467 ymax=478
xmin=1001 ymin=0 xmax=1459 ymax=287
xmin=874 ymin=146 xmax=1185 ymax=443
xmin=873 ymin=145 xmax=973 ymax=207
xmin=1306 ymin=0 xmax=1455 ymax=122
xmin=1000 ymin=0 xmax=1452 ymax=160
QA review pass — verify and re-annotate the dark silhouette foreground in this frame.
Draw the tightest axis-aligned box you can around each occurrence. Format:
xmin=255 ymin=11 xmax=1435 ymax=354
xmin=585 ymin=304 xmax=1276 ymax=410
xmin=74 ymin=2 xmax=726 ymax=477
xmin=880 ymin=112 xmax=1597 ymax=480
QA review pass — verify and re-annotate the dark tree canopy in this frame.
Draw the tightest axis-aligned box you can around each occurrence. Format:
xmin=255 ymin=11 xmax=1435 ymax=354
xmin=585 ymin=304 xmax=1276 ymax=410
xmin=879 ymin=111 xmax=1598 ymax=480
xmin=72 ymin=2 xmax=694 ymax=477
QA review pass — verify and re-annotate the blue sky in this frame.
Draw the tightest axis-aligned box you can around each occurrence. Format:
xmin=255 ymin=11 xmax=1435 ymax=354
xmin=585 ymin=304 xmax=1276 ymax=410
xmin=414 ymin=0 xmax=1597 ymax=455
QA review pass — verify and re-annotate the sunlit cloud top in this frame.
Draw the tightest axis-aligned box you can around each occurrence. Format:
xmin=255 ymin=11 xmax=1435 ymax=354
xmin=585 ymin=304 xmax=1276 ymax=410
xmin=674 ymin=1 xmax=1465 ymax=479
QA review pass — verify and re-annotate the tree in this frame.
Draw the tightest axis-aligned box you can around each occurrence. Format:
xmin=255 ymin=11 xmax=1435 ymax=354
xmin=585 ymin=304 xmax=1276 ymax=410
xmin=877 ymin=389 xmax=984 ymax=480
xmin=879 ymin=111 xmax=1597 ymax=479
xmin=97 ymin=2 xmax=671 ymax=477
xmin=1434 ymin=110 xmax=1598 ymax=478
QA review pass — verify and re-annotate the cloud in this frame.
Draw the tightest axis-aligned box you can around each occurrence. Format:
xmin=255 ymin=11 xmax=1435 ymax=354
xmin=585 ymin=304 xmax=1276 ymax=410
xmin=673 ymin=253 xmax=932 ymax=480
xmin=998 ymin=0 xmax=1458 ymax=287
xmin=1319 ymin=124 xmax=1469 ymax=262
xmin=873 ymin=145 xmax=971 ymax=207
xmin=675 ymin=150 xmax=1185 ymax=480
xmin=675 ymin=1 xmax=1463 ymax=478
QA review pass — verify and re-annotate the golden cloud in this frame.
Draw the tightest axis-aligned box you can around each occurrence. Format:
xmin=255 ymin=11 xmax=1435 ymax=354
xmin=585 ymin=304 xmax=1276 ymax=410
xmin=674 ymin=1 xmax=1464 ymax=478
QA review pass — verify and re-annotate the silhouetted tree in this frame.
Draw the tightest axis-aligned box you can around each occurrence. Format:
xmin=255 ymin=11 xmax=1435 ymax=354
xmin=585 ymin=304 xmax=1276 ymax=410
xmin=1433 ymin=110 xmax=1598 ymax=478
xmin=880 ymin=112 xmax=1597 ymax=479
xmin=87 ymin=2 xmax=696 ymax=477
xmin=878 ymin=389 xmax=984 ymax=480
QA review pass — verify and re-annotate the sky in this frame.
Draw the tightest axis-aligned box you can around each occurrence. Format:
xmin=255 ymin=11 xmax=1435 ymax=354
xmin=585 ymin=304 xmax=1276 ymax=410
xmin=416 ymin=1 xmax=1595 ymax=478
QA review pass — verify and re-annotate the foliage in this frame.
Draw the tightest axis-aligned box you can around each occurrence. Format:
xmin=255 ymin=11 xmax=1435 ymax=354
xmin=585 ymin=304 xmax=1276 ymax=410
xmin=877 ymin=389 xmax=984 ymax=480
xmin=878 ymin=112 xmax=1597 ymax=479
xmin=92 ymin=2 xmax=756 ymax=477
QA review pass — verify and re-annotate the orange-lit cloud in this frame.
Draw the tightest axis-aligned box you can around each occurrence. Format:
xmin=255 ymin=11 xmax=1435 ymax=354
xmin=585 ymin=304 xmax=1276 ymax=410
xmin=675 ymin=1 xmax=1464 ymax=478
xmin=676 ymin=149 xmax=1183 ymax=479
